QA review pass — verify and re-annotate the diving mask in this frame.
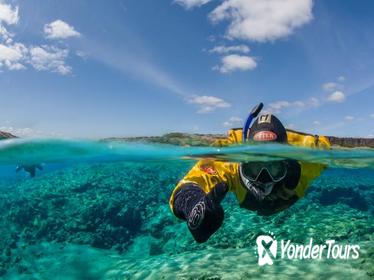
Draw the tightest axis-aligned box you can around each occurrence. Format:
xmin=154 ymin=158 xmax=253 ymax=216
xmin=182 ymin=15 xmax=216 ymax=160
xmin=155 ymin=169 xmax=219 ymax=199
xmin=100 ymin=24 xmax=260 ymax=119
xmin=239 ymin=161 xmax=288 ymax=195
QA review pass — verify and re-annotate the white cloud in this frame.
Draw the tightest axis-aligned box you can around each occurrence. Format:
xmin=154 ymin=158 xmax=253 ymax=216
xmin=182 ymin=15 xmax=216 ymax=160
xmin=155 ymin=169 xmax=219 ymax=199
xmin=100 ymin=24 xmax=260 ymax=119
xmin=313 ymin=121 xmax=320 ymax=125
xmin=0 ymin=1 xmax=19 ymax=25
xmin=0 ymin=43 xmax=72 ymax=74
xmin=223 ymin=116 xmax=243 ymax=127
xmin=214 ymin=54 xmax=257 ymax=73
xmin=268 ymin=100 xmax=305 ymax=113
xmin=209 ymin=0 xmax=313 ymax=42
xmin=209 ymin=44 xmax=250 ymax=54
xmin=0 ymin=24 xmax=13 ymax=42
xmin=188 ymin=95 xmax=231 ymax=113
xmin=328 ymin=91 xmax=345 ymax=103
xmin=322 ymin=82 xmax=338 ymax=92
xmin=0 ymin=1 xmax=19 ymax=43
xmin=0 ymin=43 xmax=24 ymax=61
xmin=0 ymin=2 xmax=27 ymax=71
xmin=261 ymin=97 xmax=319 ymax=115
xmin=178 ymin=0 xmax=314 ymax=73
xmin=269 ymin=101 xmax=291 ymax=111
xmin=322 ymin=76 xmax=346 ymax=94
xmin=344 ymin=116 xmax=354 ymax=121
xmin=0 ymin=42 xmax=27 ymax=70
xmin=370 ymin=113 xmax=374 ymax=119
xmin=0 ymin=4 xmax=76 ymax=75
xmin=29 ymin=46 xmax=71 ymax=75
xmin=44 ymin=20 xmax=81 ymax=39
xmin=174 ymin=0 xmax=213 ymax=9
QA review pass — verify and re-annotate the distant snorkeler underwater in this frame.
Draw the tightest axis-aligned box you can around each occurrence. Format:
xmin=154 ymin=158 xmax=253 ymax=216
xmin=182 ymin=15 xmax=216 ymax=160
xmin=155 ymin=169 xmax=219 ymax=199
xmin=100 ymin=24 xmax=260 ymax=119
xmin=16 ymin=164 xmax=43 ymax=177
xmin=169 ymin=103 xmax=332 ymax=243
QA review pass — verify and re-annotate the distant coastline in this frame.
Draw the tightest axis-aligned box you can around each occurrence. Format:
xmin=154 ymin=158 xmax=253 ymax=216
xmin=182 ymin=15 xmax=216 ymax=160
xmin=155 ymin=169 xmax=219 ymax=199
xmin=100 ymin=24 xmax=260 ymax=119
xmin=1 ymin=130 xmax=373 ymax=148
xmin=0 ymin=131 xmax=17 ymax=140
xmin=103 ymin=131 xmax=374 ymax=149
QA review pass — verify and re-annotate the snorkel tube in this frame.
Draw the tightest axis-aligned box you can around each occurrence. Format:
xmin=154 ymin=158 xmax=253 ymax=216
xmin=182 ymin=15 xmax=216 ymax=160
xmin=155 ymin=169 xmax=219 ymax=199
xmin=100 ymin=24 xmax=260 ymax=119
xmin=242 ymin=102 xmax=263 ymax=142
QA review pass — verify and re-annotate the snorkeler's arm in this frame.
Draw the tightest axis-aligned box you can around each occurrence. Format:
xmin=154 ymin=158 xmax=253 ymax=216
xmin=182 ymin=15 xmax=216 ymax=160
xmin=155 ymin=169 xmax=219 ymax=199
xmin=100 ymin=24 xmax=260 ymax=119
xmin=172 ymin=182 xmax=228 ymax=243
xmin=169 ymin=160 xmax=232 ymax=206
xmin=169 ymin=160 xmax=231 ymax=242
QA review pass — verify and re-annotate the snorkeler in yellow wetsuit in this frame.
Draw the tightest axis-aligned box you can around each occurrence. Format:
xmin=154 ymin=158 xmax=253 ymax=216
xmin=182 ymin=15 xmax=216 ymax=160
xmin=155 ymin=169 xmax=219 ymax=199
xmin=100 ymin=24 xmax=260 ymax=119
xmin=169 ymin=108 xmax=331 ymax=243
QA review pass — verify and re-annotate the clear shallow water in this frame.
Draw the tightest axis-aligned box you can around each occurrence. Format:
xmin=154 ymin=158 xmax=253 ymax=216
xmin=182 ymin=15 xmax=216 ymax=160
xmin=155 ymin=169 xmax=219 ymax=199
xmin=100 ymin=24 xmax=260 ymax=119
xmin=0 ymin=138 xmax=373 ymax=279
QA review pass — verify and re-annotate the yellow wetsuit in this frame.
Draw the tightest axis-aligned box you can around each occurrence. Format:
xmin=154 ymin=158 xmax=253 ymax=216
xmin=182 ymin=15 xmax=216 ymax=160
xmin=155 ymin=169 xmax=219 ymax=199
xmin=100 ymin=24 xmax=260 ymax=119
xmin=170 ymin=128 xmax=331 ymax=215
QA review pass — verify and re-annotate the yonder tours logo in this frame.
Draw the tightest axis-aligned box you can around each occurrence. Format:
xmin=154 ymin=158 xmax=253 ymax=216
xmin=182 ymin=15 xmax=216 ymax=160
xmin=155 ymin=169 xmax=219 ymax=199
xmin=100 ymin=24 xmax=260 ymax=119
xmin=255 ymin=233 xmax=360 ymax=266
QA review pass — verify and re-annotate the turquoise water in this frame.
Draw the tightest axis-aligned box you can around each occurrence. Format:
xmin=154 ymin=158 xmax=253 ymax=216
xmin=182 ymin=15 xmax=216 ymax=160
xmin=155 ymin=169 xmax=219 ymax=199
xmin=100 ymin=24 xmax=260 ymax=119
xmin=0 ymin=139 xmax=373 ymax=279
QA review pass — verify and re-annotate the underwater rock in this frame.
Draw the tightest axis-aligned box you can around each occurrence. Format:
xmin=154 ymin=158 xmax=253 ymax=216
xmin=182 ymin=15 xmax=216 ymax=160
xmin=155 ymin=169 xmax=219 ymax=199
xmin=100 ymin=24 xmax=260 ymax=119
xmin=0 ymin=162 xmax=373 ymax=278
xmin=0 ymin=161 xmax=190 ymax=274
xmin=318 ymin=187 xmax=369 ymax=211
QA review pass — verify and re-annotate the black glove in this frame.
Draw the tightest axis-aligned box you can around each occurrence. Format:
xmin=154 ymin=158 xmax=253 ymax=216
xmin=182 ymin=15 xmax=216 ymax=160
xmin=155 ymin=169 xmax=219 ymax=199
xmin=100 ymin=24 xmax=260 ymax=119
xmin=173 ymin=182 xmax=228 ymax=243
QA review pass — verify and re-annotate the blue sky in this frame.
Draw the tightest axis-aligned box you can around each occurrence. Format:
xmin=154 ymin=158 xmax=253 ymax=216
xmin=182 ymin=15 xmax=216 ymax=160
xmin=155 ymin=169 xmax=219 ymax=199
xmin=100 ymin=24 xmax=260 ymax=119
xmin=0 ymin=0 xmax=373 ymax=138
